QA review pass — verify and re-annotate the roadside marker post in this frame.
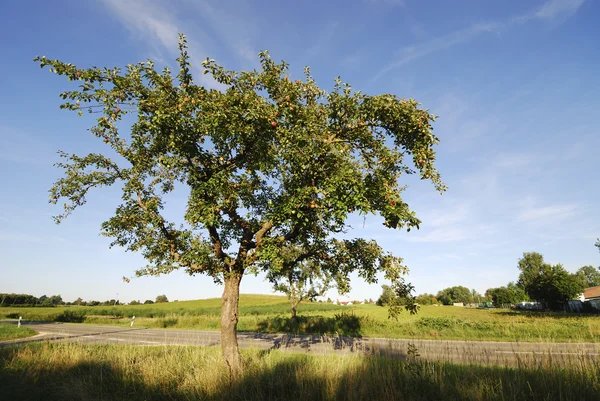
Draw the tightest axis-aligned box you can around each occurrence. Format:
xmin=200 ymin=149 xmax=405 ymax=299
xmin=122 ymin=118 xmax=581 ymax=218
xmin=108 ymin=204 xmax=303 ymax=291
xmin=18 ymin=316 xmax=22 ymax=328
xmin=131 ymin=316 xmax=135 ymax=327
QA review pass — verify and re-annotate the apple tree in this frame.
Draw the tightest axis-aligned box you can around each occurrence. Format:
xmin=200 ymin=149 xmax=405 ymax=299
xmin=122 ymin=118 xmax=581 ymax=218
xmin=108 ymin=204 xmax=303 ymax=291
xmin=35 ymin=35 xmax=445 ymax=376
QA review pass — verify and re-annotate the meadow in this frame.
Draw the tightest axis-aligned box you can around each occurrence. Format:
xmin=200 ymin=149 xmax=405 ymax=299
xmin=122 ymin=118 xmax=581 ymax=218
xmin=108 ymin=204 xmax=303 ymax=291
xmin=1 ymin=342 xmax=599 ymax=401
xmin=0 ymin=324 xmax=36 ymax=341
xmin=2 ymin=294 xmax=599 ymax=342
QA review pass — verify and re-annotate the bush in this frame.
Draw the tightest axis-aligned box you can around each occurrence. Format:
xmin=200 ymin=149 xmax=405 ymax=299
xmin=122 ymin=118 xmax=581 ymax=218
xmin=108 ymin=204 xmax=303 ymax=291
xmin=55 ymin=311 xmax=85 ymax=323
xmin=155 ymin=295 xmax=169 ymax=303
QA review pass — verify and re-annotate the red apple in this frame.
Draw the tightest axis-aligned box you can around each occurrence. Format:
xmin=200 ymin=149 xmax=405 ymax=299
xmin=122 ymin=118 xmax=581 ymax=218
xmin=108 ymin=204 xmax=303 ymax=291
xmin=271 ymin=121 xmax=277 ymax=127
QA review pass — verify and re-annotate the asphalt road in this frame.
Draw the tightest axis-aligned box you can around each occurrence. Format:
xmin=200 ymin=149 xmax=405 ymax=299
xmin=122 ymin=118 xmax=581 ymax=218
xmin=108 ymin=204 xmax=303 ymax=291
xmin=3 ymin=321 xmax=600 ymax=367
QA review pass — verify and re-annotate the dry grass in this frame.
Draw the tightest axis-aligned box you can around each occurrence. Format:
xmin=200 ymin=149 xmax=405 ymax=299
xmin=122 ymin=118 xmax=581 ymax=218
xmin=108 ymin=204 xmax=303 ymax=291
xmin=1 ymin=342 xmax=599 ymax=401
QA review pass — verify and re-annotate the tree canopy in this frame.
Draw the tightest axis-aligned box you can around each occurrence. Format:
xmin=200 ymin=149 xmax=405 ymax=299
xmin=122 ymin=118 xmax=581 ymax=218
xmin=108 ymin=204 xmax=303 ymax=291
xmin=485 ymin=282 xmax=528 ymax=306
xmin=155 ymin=295 xmax=169 ymax=303
xmin=517 ymin=252 xmax=583 ymax=309
xmin=576 ymin=265 xmax=600 ymax=288
xmin=35 ymin=34 xmax=445 ymax=375
xmin=436 ymin=286 xmax=472 ymax=305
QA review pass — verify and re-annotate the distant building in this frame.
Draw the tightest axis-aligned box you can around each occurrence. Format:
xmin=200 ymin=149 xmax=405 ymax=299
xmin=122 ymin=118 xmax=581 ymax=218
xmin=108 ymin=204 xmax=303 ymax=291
xmin=452 ymin=302 xmax=464 ymax=307
xmin=583 ymin=286 xmax=600 ymax=301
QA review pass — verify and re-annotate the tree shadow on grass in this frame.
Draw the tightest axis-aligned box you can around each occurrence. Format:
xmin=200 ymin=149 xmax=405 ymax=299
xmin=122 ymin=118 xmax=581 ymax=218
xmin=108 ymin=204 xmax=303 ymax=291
xmin=255 ymin=311 xmax=363 ymax=337
xmin=2 ymin=343 xmax=600 ymax=401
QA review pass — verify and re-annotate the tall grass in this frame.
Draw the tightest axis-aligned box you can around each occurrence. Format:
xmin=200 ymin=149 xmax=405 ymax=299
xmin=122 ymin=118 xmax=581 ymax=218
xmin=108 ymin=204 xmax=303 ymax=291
xmin=1 ymin=342 xmax=599 ymax=400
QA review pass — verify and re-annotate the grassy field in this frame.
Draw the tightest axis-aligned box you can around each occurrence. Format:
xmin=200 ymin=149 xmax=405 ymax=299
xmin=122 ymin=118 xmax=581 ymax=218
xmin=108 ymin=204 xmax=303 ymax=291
xmin=0 ymin=324 xmax=37 ymax=341
xmin=2 ymin=294 xmax=599 ymax=342
xmin=1 ymin=342 xmax=599 ymax=401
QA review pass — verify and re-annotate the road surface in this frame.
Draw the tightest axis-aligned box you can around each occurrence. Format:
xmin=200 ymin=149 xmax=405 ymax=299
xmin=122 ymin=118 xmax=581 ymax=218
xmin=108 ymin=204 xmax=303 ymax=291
xmin=2 ymin=321 xmax=599 ymax=367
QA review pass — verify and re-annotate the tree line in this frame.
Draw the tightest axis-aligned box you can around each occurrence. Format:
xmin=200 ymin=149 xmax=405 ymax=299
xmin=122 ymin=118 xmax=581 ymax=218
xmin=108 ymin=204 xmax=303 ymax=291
xmin=0 ymin=294 xmax=170 ymax=307
xmin=380 ymin=251 xmax=599 ymax=310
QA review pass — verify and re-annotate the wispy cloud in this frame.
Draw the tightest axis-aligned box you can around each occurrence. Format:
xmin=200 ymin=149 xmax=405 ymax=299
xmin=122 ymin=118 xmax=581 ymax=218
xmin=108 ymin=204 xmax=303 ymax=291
xmin=371 ymin=22 xmax=500 ymax=83
xmin=372 ymin=0 xmax=586 ymax=82
xmin=428 ymin=253 xmax=463 ymax=262
xmin=518 ymin=197 xmax=579 ymax=222
xmin=100 ymin=0 xmax=258 ymax=88
xmin=406 ymin=226 xmax=471 ymax=243
xmin=0 ymin=232 xmax=71 ymax=244
xmin=0 ymin=125 xmax=55 ymax=165
xmin=364 ymin=0 xmax=405 ymax=6
xmin=305 ymin=21 xmax=340 ymax=59
xmin=515 ymin=0 xmax=586 ymax=23
xmin=185 ymin=0 xmax=259 ymax=66
xmin=432 ymin=93 xmax=495 ymax=153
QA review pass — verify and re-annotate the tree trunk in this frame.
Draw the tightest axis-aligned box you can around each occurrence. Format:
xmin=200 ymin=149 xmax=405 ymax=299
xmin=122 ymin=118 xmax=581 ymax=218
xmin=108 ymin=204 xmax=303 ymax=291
xmin=221 ymin=272 xmax=243 ymax=378
xmin=291 ymin=302 xmax=297 ymax=320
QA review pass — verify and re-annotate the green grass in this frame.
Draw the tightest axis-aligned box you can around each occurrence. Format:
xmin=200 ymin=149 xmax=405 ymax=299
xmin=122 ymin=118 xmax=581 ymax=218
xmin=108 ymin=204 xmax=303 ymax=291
xmin=0 ymin=324 xmax=37 ymax=341
xmin=2 ymin=294 xmax=599 ymax=342
xmin=1 ymin=342 xmax=599 ymax=401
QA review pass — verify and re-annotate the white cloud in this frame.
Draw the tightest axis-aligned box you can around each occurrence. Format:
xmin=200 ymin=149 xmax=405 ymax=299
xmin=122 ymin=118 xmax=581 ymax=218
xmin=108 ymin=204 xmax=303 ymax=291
xmin=364 ymin=0 xmax=405 ymax=6
xmin=371 ymin=22 xmax=501 ymax=83
xmin=518 ymin=197 xmax=579 ymax=222
xmin=372 ymin=0 xmax=585 ymax=82
xmin=519 ymin=204 xmax=578 ymax=221
xmin=101 ymin=0 xmax=181 ymax=53
xmin=304 ymin=21 xmax=340 ymax=59
xmin=99 ymin=0 xmax=257 ymax=88
xmin=519 ymin=0 xmax=586 ymax=22
xmin=185 ymin=0 xmax=259 ymax=66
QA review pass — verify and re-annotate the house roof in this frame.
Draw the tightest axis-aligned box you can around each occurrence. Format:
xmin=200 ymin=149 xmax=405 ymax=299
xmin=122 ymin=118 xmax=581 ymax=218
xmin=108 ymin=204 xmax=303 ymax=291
xmin=584 ymin=286 xmax=600 ymax=300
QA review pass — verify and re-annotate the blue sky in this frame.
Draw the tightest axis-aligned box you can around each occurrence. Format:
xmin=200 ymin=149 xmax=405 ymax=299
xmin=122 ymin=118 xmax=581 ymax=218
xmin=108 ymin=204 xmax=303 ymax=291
xmin=1 ymin=0 xmax=599 ymax=303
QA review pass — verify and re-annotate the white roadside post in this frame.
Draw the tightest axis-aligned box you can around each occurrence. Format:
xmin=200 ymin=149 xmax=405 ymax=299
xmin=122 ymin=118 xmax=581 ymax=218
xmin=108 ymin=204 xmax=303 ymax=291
xmin=18 ymin=316 xmax=22 ymax=328
xmin=131 ymin=316 xmax=135 ymax=327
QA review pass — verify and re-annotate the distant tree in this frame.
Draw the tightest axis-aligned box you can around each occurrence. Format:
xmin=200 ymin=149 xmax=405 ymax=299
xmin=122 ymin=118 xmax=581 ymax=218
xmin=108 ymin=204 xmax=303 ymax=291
xmin=326 ymin=297 xmax=333 ymax=304
xmin=376 ymin=284 xmax=396 ymax=306
xmin=471 ymin=289 xmax=483 ymax=304
xmin=517 ymin=252 xmax=584 ymax=309
xmin=73 ymin=297 xmax=84 ymax=306
xmin=576 ymin=265 xmax=600 ymax=288
xmin=144 ymin=300 xmax=155 ymax=305
xmin=375 ymin=283 xmax=417 ymax=315
xmin=129 ymin=300 xmax=141 ymax=305
xmin=517 ymin=252 xmax=546 ymax=291
xmin=368 ymin=298 xmax=375 ymax=304
xmin=485 ymin=282 xmax=528 ymax=306
xmin=155 ymin=295 xmax=169 ymax=303
xmin=415 ymin=293 xmax=438 ymax=305
xmin=49 ymin=295 xmax=64 ymax=306
xmin=436 ymin=286 xmax=472 ymax=305
xmin=265 ymin=242 xmax=332 ymax=319
xmin=267 ymin=238 xmax=406 ymax=319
